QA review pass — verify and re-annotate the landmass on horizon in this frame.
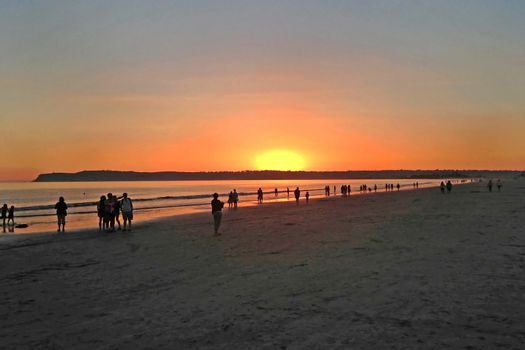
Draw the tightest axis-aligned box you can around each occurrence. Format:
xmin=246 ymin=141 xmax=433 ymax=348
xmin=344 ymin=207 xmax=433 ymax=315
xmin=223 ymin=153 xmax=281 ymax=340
xmin=33 ymin=170 xmax=524 ymax=182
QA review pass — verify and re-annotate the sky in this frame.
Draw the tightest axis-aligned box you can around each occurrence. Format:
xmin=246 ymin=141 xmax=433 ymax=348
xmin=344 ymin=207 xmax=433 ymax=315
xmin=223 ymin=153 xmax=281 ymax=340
xmin=1 ymin=0 xmax=524 ymax=181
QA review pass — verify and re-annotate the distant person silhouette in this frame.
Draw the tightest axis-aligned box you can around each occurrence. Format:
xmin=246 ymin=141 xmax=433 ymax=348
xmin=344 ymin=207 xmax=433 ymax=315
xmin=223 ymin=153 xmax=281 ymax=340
xmin=396 ymin=183 xmax=400 ymax=191
xmin=55 ymin=197 xmax=68 ymax=232
xmin=348 ymin=185 xmax=351 ymax=195
xmin=233 ymin=189 xmax=239 ymax=209
xmin=487 ymin=179 xmax=493 ymax=192
xmin=1 ymin=204 xmax=7 ymax=226
xmin=497 ymin=179 xmax=502 ymax=192
xmin=97 ymin=195 xmax=106 ymax=232
xmin=257 ymin=188 xmax=263 ymax=204
xmin=228 ymin=191 xmax=233 ymax=209
xmin=416 ymin=182 xmax=419 ymax=189
xmin=305 ymin=191 xmax=310 ymax=203
xmin=446 ymin=180 xmax=452 ymax=193
xmin=7 ymin=206 xmax=14 ymax=226
xmin=114 ymin=196 xmax=121 ymax=231
xmin=105 ymin=193 xmax=116 ymax=232
xmin=275 ymin=188 xmax=278 ymax=196
xmin=287 ymin=187 xmax=290 ymax=198
xmin=211 ymin=193 xmax=224 ymax=236
xmin=121 ymin=193 xmax=133 ymax=231
xmin=374 ymin=184 xmax=377 ymax=192
xmin=440 ymin=181 xmax=446 ymax=194
xmin=294 ymin=187 xmax=300 ymax=204
xmin=334 ymin=186 xmax=336 ymax=195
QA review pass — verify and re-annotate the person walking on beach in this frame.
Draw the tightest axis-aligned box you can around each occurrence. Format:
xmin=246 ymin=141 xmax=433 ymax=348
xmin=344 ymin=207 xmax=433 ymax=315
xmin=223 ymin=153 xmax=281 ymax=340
xmin=121 ymin=193 xmax=133 ymax=231
xmin=274 ymin=188 xmax=278 ymax=196
xmin=233 ymin=189 xmax=239 ymax=209
xmin=97 ymin=195 xmax=106 ymax=232
xmin=294 ymin=187 xmax=300 ymax=204
xmin=487 ymin=179 xmax=493 ymax=192
xmin=497 ymin=179 xmax=502 ymax=192
xmin=440 ymin=181 xmax=446 ymax=194
xmin=1 ymin=204 xmax=7 ymax=226
xmin=396 ymin=183 xmax=400 ymax=191
xmin=305 ymin=191 xmax=310 ymax=203
xmin=287 ymin=187 xmax=290 ymax=198
xmin=374 ymin=184 xmax=377 ymax=192
xmin=211 ymin=193 xmax=224 ymax=236
xmin=446 ymin=180 xmax=452 ymax=193
xmin=7 ymin=206 xmax=15 ymax=226
xmin=55 ymin=196 xmax=67 ymax=232
xmin=257 ymin=188 xmax=263 ymax=204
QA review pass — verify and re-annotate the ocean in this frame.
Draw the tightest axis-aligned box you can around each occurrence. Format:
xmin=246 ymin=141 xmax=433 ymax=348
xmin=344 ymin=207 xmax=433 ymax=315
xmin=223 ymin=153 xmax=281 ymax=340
xmin=0 ymin=178 xmax=467 ymax=233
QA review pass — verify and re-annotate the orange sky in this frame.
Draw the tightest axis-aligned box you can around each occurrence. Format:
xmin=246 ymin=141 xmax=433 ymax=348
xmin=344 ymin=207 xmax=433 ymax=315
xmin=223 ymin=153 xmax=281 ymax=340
xmin=1 ymin=1 xmax=524 ymax=181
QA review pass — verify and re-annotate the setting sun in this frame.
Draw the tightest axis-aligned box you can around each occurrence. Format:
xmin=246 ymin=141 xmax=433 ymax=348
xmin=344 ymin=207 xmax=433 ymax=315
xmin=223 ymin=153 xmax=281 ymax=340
xmin=255 ymin=150 xmax=306 ymax=171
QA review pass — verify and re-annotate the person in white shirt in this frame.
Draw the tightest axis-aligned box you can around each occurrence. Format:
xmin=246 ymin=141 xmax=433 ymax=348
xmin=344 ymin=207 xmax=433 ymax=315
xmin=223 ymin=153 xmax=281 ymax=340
xmin=121 ymin=192 xmax=134 ymax=231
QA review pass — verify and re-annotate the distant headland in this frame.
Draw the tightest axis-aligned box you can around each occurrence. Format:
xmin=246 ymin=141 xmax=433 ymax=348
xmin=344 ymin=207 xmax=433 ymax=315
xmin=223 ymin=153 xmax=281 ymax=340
xmin=33 ymin=170 xmax=522 ymax=182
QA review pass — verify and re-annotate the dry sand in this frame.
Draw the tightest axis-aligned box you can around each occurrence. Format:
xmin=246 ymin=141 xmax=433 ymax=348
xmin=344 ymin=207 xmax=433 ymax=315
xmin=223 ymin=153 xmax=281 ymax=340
xmin=1 ymin=179 xmax=525 ymax=349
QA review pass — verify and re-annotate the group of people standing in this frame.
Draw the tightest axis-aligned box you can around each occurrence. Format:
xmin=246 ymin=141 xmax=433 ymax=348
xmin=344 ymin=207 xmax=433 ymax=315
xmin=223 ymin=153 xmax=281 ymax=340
xmin=97 ymin=193 xmax=134 ymax=232
xmin=49 ymin=192 xmax=134 ymax=233
xmin=487 ymin=179 xmax=502 ymax=192
xmin=440 ymin=181 xmax=453 ymax=193
xmin=227 ymin=189 xmax=239 ymax=209
xmin=384 ymin=184 xmax=400 ymax=191
xmin=1 ymin=204 xmax=15 ymax=227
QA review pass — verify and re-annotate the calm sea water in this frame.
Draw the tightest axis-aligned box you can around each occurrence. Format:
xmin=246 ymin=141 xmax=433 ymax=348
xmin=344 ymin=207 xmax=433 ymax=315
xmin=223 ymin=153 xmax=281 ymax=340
xmin=0 ymin=179 xmax=467 ymax=233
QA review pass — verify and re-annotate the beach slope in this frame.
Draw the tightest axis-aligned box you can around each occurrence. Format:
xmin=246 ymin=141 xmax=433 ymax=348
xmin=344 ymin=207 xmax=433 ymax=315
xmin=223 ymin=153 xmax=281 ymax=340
xmin=1 ymin=180 xmax=525 ymax=349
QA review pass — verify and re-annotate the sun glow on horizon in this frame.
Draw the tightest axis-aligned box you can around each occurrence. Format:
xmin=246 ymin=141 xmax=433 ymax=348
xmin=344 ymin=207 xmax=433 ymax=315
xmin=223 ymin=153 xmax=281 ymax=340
xmin=255 ymin=150 xmax=306 ymax=171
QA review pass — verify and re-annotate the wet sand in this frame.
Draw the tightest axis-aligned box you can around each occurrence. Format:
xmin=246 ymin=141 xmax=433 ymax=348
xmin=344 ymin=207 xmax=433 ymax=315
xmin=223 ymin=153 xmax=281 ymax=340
xmin=1 ymin=179 xmax=525 ymax=349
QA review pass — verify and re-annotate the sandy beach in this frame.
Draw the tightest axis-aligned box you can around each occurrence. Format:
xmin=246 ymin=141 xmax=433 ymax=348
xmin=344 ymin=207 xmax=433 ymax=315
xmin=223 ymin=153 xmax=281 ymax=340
xmin=1 ymin=179 xmax=525 ymax=349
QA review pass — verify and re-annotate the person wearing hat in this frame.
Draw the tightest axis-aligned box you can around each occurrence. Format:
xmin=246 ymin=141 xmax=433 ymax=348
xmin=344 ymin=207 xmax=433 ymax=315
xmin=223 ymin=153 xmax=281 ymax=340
xmin=211 ymin=193 xmax=224 ymax=236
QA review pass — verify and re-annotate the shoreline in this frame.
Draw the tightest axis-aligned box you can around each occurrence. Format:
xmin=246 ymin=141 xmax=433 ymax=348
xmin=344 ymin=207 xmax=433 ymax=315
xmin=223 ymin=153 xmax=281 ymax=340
xmin=2 ymin=180 xmax=465 ymax=236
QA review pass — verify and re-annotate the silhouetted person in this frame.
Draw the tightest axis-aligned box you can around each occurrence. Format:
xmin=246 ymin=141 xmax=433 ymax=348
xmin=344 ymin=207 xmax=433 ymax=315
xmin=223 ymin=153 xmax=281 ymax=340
xmin=275 ymin=188 xmax=278 ymax=196
xmin=257 ymin=188 xmax=263 ymax=204
xmin=446 ymin=180 xmax=452 ymax=193
xmin=497 ymin=179 xmax=502 ymax=192
xmin=294 ymin=187 xmax=300 ymax=204
xmin=348 ymin=185 xmax=351 ymax=195
xmin=374 ymin=184 xmax=377 ymax=192
xmin=440 ymin=181 xmax=445 ymax=194
xmin=97 ymin=195 xmax=106 ymax=232
xmin=487 ymin=179 xmax=493 ymax=192
xmin=7 ymin=206 xmax=14 ymax=226
xmin=55 ymin=196 xmax=67 ymax=232
xmin=211 ymin=193 xmax=224 ymax=236
xmin=334 ymin=186 xmax=336 ymax=195
xmin=416 ymin=182 xmax=419 ymax=188
xmin=121 ymin=192 xmax=133 ymax=231
xmin=105 ymin=193 xmax=116 ymax=232
xmin=228 ymin=191 xmax=233 ymax=209
xmin=327 ymin=186 xmax=330 ymax=196
xmin=287 ymin=187 xmax=290 ymax=198
xmin=305 ymin=191 xmax=310 ymax=203
xmin=233 ymin=189 xmax=239 ymax=209
xmin=1 ymin=204 xmax=7 ymax=227
xmin=114 ymin=196 xmax=122 ymax=230
xmin=396 ymin=183 xmax=400 ymax=191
